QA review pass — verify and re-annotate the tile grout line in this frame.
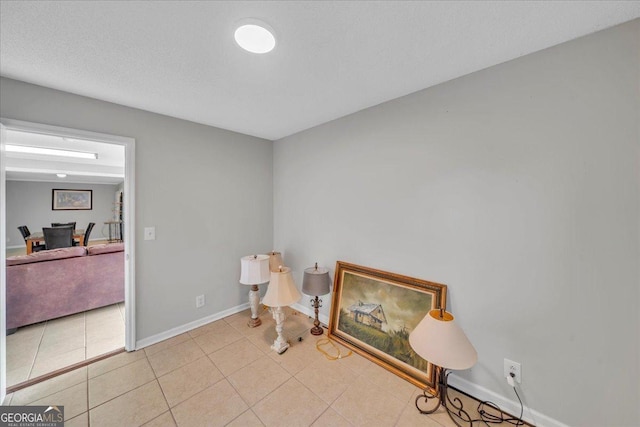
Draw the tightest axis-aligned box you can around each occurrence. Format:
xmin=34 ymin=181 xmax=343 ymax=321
xmin=88 ymin=375 xmax=159 ymax=414
xmin=168 ymin=408 xmax=179 ymax=427
xmin=146 ymin=338 xmax=205 ymax=378
xmin=391 ymin=393 xmax=410 ymax=427
xmin=281 ymin=376 xmax=330 ymax=425
xmin=204 ymin=339 xmax=265 ymax=378
xmin=85 ymin=361 xmax=90 ymax=427
xmin=87 ymin=352 xmax=144 ymax=381
xmin=158 ymin=357 xmax=230 ymax=422
xmin=225 ymin=408 xmax=261 ymax=427
xmin=246 ymin=357 xmax=294 ymax=409
xmin=142 ymin=410 xmax=176 ymax=427
xmin=144 ymin=351 xmax=174 ymax=425
xmin=143 ymin=333 xmax=193 ymax=358
xmin=295 ymin=363 xmax=353 ymax=408
xmin=83 ymin=311 xmax=87 ymax=365
xmin=153 ymin=352 xmax=179 ymax=403
xmin=27 ymin=322 xmax=48 ymax=381
xmin=222 ymin=354 xmax=269 ymax=411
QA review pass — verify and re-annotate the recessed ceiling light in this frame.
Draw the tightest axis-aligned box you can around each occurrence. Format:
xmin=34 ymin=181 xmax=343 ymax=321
xmin=56 ymin=173 xmax=67 ymax=178
xmin=6 ymin=144 xmax=98 ymax=159
xmin=234 ymin=20 xmax=276 ymax=54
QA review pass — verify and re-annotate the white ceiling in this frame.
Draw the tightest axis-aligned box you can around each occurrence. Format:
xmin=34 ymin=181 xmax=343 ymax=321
xmin=4 ymin=129 xmax=125 ymax=185
xmin=1 ymin=1 xmax=639 ymax=141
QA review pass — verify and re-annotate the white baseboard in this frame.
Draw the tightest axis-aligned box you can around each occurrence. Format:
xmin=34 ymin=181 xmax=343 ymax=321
xmin=447 ymin=374 xmax=568 ymax=427
xmin=135 ymin=303 xmax=250 ymax=350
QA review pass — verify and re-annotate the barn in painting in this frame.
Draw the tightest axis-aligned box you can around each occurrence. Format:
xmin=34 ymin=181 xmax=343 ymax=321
xmin=347 ymin=301 xmax=387 ymax=330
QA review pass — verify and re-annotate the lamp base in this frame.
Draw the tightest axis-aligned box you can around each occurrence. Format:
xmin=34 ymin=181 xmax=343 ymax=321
xmin=270 ymin=306 xmax=290 ymax=354
xmin=416 ymin=367 xmax=472 ymax=427
xmin=310 ymin=325 xmax=324 ymax=335
xmin=247 ymin=316 xmax=262 ymax=328
xmin=309 ymin=296 xmax=324 ymax=336
xmin=247 ymin=284 xmax=262 ymax=328
xmin=271 ymin=339 xmax=290 ymax=354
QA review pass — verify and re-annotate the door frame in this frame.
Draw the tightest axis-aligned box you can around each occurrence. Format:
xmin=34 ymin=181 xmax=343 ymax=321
xmin=0 ymin=119 xmax=136 ymax=402
xmin=1 ymin=122 xmax=7 ymax=404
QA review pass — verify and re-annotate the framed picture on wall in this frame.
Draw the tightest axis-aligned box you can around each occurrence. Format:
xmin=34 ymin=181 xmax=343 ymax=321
xmin=52 ymin=189 xmax=93 ymax=210
xmin=328 ymin=261 xmax=447 ymax=391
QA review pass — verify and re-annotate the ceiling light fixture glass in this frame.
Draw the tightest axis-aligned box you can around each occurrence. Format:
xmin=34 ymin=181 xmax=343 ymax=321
xmin=234 ymin=20 xmax=276 ymax=54
xmin=6 ymin=144 xmax=98 ymax=159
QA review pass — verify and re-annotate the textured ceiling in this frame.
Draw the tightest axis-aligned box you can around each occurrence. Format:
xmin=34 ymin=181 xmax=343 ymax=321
xmin=1 ymin=1 xmax=639 ymax=140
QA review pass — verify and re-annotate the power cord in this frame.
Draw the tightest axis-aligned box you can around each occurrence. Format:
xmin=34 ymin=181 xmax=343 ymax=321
xmin=315 ymin=337 xmax=353 ymax=360
xmin=475 ymin=373 xmax=526 ymax=426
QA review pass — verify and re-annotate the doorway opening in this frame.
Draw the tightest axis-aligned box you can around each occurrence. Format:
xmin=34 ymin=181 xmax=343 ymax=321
xmin=0 ymin=119 xmax=135 ymax=400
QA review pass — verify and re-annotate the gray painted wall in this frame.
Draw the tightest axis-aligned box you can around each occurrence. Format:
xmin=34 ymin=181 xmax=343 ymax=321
xmin=0 ymin=77 xmax=274 ymax=340
xmin=6 ymin=181 xmax=118 ymax=247
xmin=274 ymin=20 xmax=639 ymax=426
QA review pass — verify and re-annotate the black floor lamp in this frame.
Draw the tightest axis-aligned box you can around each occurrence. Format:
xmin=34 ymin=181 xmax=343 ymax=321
xmin=408 ymin=308 xmax=478 ymax=427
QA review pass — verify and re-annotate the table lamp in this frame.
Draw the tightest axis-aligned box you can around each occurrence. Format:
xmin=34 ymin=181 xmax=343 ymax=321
xmin=408 ymin=308 xmax=478 ymax=427
xmin=261 ymin=266 xmax=301 ymax=354
xmin=301 ymin=262 xmax=331 ymax=335
xmin=239 ymin=254 xmax=270 ymax=327
xmin=268 ymin=251 xmax=284 ymax=272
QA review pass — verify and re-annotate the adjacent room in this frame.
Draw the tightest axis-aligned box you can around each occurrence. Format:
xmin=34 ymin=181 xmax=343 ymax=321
xmin=0 ymin=2 xmax=638 ymax=427
xmin=4 ymin=131 xmax=126 ymax=387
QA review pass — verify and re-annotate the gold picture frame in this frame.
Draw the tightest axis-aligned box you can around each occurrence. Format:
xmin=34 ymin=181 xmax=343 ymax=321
xmin=328 ymin=261 xmax=447 ymax=390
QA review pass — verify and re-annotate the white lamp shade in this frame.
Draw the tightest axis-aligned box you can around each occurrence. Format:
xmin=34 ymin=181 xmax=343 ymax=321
xmin=409 ymin=309 xmax=477 ymax=370
xmin=302 ymin=265 xmax=331 ymax=296
xmin=262 ymin=267 xmax=302 ymax=307
xmin=268 ymin=251 xmax=284 ymax=273
xmin=239 ymin=254 xmax=270 ymax=285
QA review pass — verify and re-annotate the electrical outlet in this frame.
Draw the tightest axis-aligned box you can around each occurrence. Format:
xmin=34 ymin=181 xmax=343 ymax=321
xmin=504 ymin=358 xmax=521 ymax=383
xmin=196 ymin=295 xmax=205 ymax=308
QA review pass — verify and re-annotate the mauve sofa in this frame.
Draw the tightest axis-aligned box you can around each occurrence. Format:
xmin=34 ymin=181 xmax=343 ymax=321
xmin=6 ymin=243 xmax=125 ymax=332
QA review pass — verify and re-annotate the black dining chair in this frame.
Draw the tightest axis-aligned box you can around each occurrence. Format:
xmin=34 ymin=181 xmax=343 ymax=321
xmin=73 ymin=222 xmax=95 ymax=247
xmin=51 ymin=222 xmax=76 ymax=230
xmin=17 ymin=225 xmax=45 ymax=253
xmin=17 ymin=225 xmax=29 ymax=239
xmin=42 ymin=226 xmax=74 ymax=250
xmin=52 ymin=222 xmax=77 ymax=244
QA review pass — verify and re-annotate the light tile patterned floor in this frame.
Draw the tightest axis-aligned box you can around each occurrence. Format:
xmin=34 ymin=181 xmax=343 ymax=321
xmin=3 ymin=308 xmax=489 ymax=427
xmin=6 ymin=303 xmax=125 ymax=387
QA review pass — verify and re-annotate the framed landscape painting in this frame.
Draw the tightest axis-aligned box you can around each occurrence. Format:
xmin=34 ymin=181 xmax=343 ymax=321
xmin=52 ymin=189 xmax=93 ymax=210
xmin=328 ymin=261 xmax=447 ymax=390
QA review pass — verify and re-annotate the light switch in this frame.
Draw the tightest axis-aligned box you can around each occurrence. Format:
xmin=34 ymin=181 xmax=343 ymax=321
xmin=144 ymin=226 xmax=156 ymax=240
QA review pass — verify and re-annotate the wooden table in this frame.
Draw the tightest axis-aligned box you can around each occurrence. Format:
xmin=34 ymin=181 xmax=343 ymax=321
xmin=26 ymin=229 xmax=85 ymax=254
